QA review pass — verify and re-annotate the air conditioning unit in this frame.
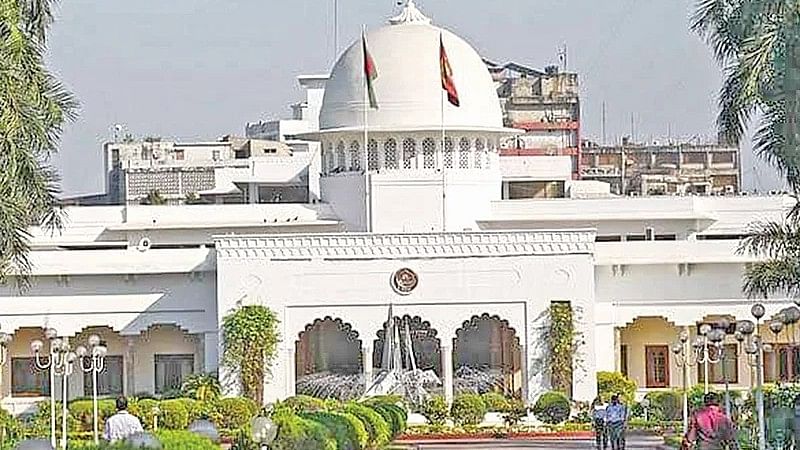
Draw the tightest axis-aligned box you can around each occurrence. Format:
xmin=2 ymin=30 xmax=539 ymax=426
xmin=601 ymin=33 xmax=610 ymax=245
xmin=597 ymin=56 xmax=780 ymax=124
xmin=136 ymin=237 xmax=151 ymax=252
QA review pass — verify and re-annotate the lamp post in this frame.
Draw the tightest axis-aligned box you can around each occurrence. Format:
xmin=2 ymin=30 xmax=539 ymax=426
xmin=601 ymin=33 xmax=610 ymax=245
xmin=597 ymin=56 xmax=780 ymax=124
xmin=671 ymin=329 xmax=692 ymax=434
xmin=30 ymin=328 xmax=60 ymax=448
xmin=693 ymin=323 xmax=722 ymax=395
xmin=737 ymin=304 xmax=770 ymax=450
xmin=706 ymin=325 xmax=731 ymax=417
xmin=32 ymin=334 xmax=76 ymax=450
xmin=75 ymin=335 xmax=107 ymax=445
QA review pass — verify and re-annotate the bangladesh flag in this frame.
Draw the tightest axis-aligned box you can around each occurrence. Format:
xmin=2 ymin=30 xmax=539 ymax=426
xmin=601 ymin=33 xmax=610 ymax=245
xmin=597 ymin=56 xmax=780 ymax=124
xmin=440 ymin=33 xmax=460 ymax=107
xmin=363 ymin=32 xmax=378 ymax=109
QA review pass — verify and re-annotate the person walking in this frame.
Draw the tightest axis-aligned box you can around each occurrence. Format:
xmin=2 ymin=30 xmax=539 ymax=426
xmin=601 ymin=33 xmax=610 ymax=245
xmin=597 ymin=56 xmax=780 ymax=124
xmin=605 ymin=394 xmax=627 ymax=450
xmin=592 ymin=396 xmax=608 ymax=449
xmin=103 ymin=397 xmax=144 ymax=443
xmin=682 ymin=392 xmax=737 ymax=450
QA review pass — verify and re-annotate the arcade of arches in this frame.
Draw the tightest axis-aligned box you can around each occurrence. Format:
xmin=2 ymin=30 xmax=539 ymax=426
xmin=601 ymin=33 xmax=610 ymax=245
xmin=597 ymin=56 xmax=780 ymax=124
xmin=616 ymin=315 xmax=800 ymax=394
xmin=294 ymin=314 xmax=523 ymax=401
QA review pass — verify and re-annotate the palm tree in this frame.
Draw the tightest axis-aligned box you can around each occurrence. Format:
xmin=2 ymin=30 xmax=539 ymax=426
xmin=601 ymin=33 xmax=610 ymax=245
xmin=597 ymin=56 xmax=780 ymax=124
xmin=0 ymin=0 xmax=78 ymax=289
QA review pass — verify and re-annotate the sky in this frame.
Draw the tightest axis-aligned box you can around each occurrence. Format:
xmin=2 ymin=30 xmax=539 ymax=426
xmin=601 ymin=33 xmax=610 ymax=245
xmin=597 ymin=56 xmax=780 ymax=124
xmin=46 ymin=0 xmax=785 ymax=195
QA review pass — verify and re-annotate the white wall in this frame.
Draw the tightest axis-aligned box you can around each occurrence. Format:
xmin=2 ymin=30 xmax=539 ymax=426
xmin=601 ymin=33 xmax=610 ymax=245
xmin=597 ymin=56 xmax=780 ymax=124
xmin=215 ymin=231 xmax=598 ymax=403
xmin=321 ymin=174 xmax=367 ymax=231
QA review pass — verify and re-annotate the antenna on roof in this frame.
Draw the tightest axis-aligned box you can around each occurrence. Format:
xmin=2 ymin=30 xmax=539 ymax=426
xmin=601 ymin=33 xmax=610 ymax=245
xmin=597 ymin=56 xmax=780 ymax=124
xmin=558 ymin=43 xmax=568 ymax=72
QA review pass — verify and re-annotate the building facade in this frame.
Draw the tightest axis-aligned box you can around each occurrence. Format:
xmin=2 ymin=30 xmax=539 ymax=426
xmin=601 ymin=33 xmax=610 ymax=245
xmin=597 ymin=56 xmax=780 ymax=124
xmin=0 ymin=0 xmax=789 ymax=416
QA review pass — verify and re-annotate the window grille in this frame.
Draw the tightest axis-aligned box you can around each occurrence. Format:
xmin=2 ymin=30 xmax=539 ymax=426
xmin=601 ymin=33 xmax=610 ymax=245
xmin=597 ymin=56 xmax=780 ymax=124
xmin=474 ymin=138 xmax=484 ymax=169
xmin=459 ymin=138 xmax=470 ymax=169
xmin=367 ymin=139 xmax=379 ymax=171
xmin=443 ymin=137 xmax=454 ymax=168
xmin=349 ymin=141 xmax=361 ymax=171
xmin=422 ymin=138 xmax=436 ymax=169
xmin=403 ymin=138 xmax=417 ymax=169
xmin=384 ymin=139 xmax=398 ymax=169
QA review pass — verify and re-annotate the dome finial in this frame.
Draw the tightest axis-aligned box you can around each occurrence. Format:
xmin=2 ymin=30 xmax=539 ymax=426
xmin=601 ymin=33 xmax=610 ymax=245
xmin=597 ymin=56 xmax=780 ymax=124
xmin=389 ymin=0 xmax=431 ymax=25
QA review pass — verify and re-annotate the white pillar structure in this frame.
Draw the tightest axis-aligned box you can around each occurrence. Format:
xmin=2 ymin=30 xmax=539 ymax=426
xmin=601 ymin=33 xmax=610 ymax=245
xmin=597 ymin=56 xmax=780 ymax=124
xmin=363 ymin=345 xmax=374 ymax=389
xmin=442 ymin=346 xmax=453 ymax=406
xmin=203 ymin=332 xmax=219 ymax=373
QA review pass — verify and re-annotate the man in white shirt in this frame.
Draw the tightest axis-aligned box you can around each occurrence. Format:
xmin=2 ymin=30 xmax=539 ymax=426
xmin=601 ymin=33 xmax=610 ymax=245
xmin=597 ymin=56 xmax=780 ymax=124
xmin=592 ymin=397 xmax=608 ymax=449
xmin=103 ymin=397 xmax=144 ymax=442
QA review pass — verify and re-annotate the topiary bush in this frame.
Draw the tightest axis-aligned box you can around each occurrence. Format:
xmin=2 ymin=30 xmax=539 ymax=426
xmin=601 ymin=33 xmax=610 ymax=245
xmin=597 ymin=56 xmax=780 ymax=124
xmin=344 ymin=403 xmax=391 ymax=448
xmin=181 ymin=373 xmax=221 ymax=402
xmin=0 ymin=406 xmax=21 ymax=448
xmin=597 ymin=371 xmax=637 ymax=404
xmin=419 ymin=395 xmax=448 ymax=426
xmin=212 ymin=397 xmax=259 ymax=430
xmin=271 ymin=408 xmax=336 ymax=450
xmin=532 ymin=391 xmax=570 ymax=425
xmin=159 ymin=399 xmax=190 ymax=430
xmin=368 ymin=403 xmax=407 ymax=438
xmin=450 ymin=394 xmax=487 ymax=426
xmin=69 ymin=399 xmax=117 ymax=433
xmin=302 ymin=410 xmax=368 ymax=450
xmin=128 ymin=398 xmax=159 ymax=429
xmin=156 ymin=430 xmax=219 ymax=450
xmin=481 ymin=392 xmax=511 ymax=412
xmin=283 ymin=395 xmax=327 ymax=413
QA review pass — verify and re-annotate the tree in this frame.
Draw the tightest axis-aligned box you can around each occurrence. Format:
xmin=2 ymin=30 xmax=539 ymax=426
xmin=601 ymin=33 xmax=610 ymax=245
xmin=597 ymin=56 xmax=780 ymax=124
xmin=222 ymin=305 xmax=280 ymax=404
xmin=694 ymin=1 xmax=800 ymax=296
xmin=0 ymin=0 xmax=78 ymax=288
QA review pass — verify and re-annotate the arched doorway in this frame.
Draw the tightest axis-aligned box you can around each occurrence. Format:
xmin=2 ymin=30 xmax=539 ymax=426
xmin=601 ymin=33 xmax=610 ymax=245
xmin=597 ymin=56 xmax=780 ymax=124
xmin=372 ymin=315 xmax=443 ymax=395
xmin=295 ymin=317 xmax=363 ymax=400
xmin=453 ymin=314 xmax=522 ymax=397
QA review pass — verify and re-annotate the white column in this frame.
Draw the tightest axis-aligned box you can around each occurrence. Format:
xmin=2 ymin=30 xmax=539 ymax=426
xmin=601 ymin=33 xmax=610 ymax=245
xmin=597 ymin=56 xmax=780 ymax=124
xmin=442 ymin=346 xmax=454 ymax=405
xmin=520 ymin=343 xmax=529 ymax=402
xmin=363 ymin=345 xmax=374 ymax=390
xmin=285 ymin=347 xmax=296 ymax=398
xmin=202 ymin=332 xmax=219 ymax=374
xmin=124 ymin=338 xmax=135 ymax=396
xmin=614 ymin=327 xmax=622 ymax=372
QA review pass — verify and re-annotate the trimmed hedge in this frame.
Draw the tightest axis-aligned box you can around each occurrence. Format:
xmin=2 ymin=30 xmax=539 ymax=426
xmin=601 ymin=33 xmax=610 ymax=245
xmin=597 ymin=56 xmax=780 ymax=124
xmin=344 ymin=403 xmax=391 ymax=447
xmin=369 ymin=403 xmax=407 ymax=437
xmin=212 ymin=397 xmax=259 ymax=430
xmin=450 ymin=394 xmax=487 ymax=426
xmin=270 ymin=408 xmax=337 ymax=450
xmin=481 ymin=392 xmax=511 ymax=412
xmin=301 ymin=410 xmax=368 ymax=450
xmin=68 ymin=430 xmax=217 ymax=449
xmin=532 ymin=391 xmax=570 ymax=425
xmin=597 ymin=371 xmax=636 ymax=404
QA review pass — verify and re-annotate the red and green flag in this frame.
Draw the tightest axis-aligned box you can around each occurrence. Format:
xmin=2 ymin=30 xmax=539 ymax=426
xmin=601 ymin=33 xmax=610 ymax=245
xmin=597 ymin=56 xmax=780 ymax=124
xmin=440 ymin=33 xmax=460 ymax=107
xmin=363 ymin=31 xmax=378 ymax=109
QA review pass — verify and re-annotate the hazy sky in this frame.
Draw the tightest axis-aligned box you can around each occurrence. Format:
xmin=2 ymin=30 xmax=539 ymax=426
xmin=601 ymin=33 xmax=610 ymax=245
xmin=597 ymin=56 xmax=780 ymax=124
xmin=46 ymin=0 xmax=784 ymax=195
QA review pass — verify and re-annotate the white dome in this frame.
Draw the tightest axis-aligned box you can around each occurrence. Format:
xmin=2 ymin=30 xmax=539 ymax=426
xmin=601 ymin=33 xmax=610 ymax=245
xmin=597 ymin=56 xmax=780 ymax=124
xmin=319 ymin=4 xmax=503 ymax=132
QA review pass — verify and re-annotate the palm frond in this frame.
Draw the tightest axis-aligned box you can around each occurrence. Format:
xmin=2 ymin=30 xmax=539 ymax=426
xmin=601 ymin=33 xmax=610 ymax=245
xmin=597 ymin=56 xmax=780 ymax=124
xmin=743 ymin=259 xmax=800 ymax=298
xmin=738 ymin=219 xmax=800 ymax=258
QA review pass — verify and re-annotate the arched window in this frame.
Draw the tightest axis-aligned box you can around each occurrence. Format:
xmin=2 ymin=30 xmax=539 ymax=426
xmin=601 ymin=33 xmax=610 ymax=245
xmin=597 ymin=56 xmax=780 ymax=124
xmin=384 ymin=139 xmax=398 ymax=170
xmin=402 ymin=138 xmax=417 ymax=169
xmin=336 ymin=141 xmax=346 ymax=170
xmin=474 ymin=138 xmax=484 ymax=169
xmin=459 ymin=138 xmax=470 ymax=169
xmin=349 ymin=141 xmax=361 ymax=171
xmin=422 ymin=138 xmax=436 ymax=169
xmin=443 ymin=137 xmax=454 ymax=169
xmin=326 ymin=143 xmax=334 ymax=173
xmin=367 ymin=139 xmax=379 ymax=171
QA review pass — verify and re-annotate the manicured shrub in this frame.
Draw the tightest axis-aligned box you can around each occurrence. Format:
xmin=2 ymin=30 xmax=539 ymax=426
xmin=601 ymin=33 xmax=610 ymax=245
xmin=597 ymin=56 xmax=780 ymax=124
xmin=0 ymin=406 xmax=21 ymax=446
xmin=532 ymin=391 xmax=570 ymax=425
xmin=156 ymin=430 xmax=219 ymax=449
xmin=212 ymin=397 xmax=260 ymax=430
xmin=283 ymin=395 xmax=327 ymax=412
xmin=419 ymin=395 xmax=448 ymax=426
xmin=369 ymin=403 xmax=407 ymax=437
xmin=302 ymin=410 xmax=368 ymax=450
xmin=645 ymin=390 xmax=682 ymax=421
xmin=180 ymin=373 xmax=221 ymax=402
xmin=159 ymin=399 xmax=190 ymax=430
xmin=271 ymin=408 xmax=336 ymax=450
xmin=481 ymin=392 xmax=511 ymax=412
xmin=344 ymin=402 xmax=391 ymax=447
xmin=69 ymin=399 xmax=117 ymax=432
xmin=450 ymin=394 xmax=487 ymax=426
xmin=128 ymin=398 xmax=159 ymax=429
xmin=597 ymin=371 xmax=637 ymax=404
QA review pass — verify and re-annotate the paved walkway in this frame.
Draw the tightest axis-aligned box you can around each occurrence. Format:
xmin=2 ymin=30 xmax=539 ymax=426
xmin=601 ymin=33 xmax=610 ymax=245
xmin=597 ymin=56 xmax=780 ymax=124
xmin=398 ymin=435 xmax=665 ymax=449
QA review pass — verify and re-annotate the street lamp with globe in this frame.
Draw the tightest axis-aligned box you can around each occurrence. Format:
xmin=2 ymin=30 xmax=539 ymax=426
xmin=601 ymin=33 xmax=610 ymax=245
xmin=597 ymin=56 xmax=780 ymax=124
xmin=736 ymin=305 xmax=772 ymax=450
xmin=30 ymin=328 xmax=62 ymax=448
xmin=75 ymin=334 xmax=108 ymax=444
xmin=31 ymin=333 xmax=77 ymax=450
xmin=251 ymin=416 xmax=278 ymax=450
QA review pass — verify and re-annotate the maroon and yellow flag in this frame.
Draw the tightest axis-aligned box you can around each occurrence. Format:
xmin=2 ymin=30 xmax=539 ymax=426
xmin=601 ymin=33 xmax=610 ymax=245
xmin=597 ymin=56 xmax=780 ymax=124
xmin=440 ymin=34 xmax=460 ymax=107
xmin=363 ymin=32 xmax=378 ymax=109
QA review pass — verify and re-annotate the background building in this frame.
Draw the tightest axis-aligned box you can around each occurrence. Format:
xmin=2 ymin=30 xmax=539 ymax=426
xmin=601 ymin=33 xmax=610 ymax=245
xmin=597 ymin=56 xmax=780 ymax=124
xmin=487 ymin=61 xmax=581 ymax=179
xmin=580 ymin=140 xmax=741 ymax=196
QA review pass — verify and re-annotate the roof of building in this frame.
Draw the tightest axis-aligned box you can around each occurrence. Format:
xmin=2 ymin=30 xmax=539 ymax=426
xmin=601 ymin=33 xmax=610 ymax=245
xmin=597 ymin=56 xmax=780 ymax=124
xmin=318 ymin=1 xmax=503 ymax=132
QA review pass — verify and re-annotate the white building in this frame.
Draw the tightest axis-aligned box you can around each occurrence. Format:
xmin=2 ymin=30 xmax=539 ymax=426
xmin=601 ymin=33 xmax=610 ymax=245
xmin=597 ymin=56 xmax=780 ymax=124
xmin=0 ymin=0 xmax=793 ymax=415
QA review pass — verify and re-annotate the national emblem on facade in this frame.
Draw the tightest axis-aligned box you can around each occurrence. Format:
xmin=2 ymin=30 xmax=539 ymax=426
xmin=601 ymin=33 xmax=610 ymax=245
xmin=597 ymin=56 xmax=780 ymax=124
xmin=391 ymin=268 xmax=418 ymax=295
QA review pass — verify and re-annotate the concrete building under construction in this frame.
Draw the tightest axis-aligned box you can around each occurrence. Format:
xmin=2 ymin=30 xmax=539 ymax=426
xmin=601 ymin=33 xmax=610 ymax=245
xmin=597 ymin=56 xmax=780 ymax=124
xmin=486 ymin=60 xmax=581 ymax=178
xmin=580 ymin=139 xmax=741 ymax=196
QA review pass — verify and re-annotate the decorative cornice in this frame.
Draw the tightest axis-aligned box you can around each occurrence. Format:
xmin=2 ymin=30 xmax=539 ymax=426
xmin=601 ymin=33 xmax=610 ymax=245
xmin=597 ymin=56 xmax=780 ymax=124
xmin=215 ymin=231 xmax=595 ymax=260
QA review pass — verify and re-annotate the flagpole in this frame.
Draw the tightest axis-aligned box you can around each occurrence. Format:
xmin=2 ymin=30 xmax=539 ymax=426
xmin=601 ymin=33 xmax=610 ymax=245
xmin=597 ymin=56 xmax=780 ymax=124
xmin=363 ymin=24 xmax=371 ymax=231
xmin=440 ymin=32 xmax=447 ymax=232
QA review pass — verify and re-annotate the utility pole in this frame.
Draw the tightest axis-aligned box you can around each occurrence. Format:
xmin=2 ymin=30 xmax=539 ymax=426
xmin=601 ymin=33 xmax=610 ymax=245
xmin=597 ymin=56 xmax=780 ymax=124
xmin=601 ymin=101 xmax=607 ymax=146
